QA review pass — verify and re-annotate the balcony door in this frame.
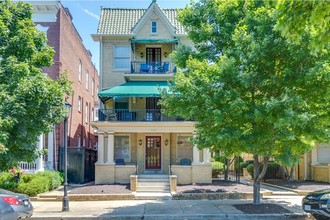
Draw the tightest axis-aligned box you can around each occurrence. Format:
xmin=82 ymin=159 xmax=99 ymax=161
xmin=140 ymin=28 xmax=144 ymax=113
xmin=146 ymin=48 xmax=161 ymax=73
xmin=146 ymin=136 xmax=161 ymax=169
xmin=146 ymin=97 xmax=161 ymax=121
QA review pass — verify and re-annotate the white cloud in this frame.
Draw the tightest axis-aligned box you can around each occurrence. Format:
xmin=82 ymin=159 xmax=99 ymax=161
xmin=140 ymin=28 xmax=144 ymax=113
xmin=83 ymin=9 xmax=99 ymax=20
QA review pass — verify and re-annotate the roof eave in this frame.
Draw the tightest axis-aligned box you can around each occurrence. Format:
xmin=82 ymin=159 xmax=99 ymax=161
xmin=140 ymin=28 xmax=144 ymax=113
xmin=92 ymin=34 xmax=135 ymax=41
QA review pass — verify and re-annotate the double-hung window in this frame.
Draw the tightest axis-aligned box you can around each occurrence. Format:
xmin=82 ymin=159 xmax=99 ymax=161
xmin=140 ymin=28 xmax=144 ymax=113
xmin=85 ymin=70 xmax=89 ymax=90
xmin=78 ymin=60 xmax=82 ymax=82
xmin=151 ymin=21 xmax=157 ymax=34
xmin=114 ymin=136 xmax=130 ymax=162
xmin=114 ymin=46 xmax=130 ymax=70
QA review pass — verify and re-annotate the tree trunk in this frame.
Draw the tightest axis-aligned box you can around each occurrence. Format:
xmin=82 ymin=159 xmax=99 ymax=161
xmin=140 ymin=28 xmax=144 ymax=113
xmin=252 ymin=155 xmax=270 ymax=205
xmin=289 ymin=165 xmax=295 ymax=181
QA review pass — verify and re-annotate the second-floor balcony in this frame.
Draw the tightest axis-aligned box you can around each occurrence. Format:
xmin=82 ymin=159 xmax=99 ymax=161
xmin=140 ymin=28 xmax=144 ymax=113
xmin=98 ymin=109 xmax=185 ymax=122
xmin=130 ymin=61 xmax=176 ymax=74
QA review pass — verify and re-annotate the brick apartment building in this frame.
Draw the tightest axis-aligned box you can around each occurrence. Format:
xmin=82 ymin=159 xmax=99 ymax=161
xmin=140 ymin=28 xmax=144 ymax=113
xmin=20 ymin=0 xmax=99 ymax=183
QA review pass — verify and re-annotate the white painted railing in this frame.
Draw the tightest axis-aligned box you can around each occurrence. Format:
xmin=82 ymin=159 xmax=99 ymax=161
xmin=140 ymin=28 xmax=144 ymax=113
xmin=18 ymin=162 xmax=37 ymax=173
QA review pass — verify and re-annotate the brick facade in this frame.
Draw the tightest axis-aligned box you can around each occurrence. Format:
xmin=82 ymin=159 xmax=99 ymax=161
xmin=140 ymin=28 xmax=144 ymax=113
xmin=35 ymin=4 xmax=99 ymax=170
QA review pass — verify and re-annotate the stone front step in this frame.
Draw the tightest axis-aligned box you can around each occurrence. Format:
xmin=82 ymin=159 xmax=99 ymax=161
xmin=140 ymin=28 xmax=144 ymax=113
xmin=137 ymin=174 xmax=170 ymax=194
xmin=134 ymin=192 xmax=172 ymax=200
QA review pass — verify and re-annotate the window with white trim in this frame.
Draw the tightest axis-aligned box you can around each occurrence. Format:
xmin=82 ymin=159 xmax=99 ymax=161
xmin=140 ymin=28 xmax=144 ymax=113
xmin=114 ymin=46 xmax=130 ymax=70
xmin=114 ymin=136 xmax=130 ymax=162
xmin=85 ymin=70 xmax=89 ymax=90
xmin=85 ymin=102 xmax=89 ymax=123
xmin=77 ymin=135 xmax=81 ymax=147
xmin=78 ymin=59 xmax=82 ymax=82
xmin=177 ymin=136 xmax=193 ymax=162
xmin=78 ymin=96 xmax=81 ymax=112
xmin=92 ymin=78 xmax=94 ymax=96
xmin=151 ymin=21 xmax=157 ymax=34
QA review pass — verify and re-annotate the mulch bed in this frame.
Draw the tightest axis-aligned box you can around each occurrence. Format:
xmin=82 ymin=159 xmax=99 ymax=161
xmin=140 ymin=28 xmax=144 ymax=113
xmin=233 ymin=203 xmax=292 ymax=214
xmin=264 ymin=179 xmax=330 ymax=191
xmin=176 ymin=180 xmax=253 ymax=194
xmin=68 ymin=184 xmax=131 ymax=194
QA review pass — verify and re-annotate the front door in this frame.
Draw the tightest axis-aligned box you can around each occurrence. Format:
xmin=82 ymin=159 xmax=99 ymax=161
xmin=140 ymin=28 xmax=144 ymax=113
xmin=146 ymin=136 xmax=161 ymax=169
xmin=146 ymin=48 xmax=161 ymax=73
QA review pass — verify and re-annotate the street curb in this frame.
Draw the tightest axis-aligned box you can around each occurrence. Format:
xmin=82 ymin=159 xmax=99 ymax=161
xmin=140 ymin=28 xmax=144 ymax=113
xmin=29 ymin=213 xmax=311 ymax=220
xmin=261 ymin=182 xmax=312 ymax=196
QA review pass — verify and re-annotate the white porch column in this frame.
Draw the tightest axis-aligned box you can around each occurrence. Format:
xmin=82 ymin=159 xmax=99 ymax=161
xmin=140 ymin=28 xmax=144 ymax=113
xmin=107 ymin=133 xmax=115 ymax=164
xmin=47 ymin=127 xmax=54 ymax=170
xmin=35 ymin=134 xmax=44 ymax=172
xmin=192 ymin=144 xmax=200 ymax=164
xmin=203 ymin=148 xmax=211 ymax=163
xmin=311 ymin=144 xmax=318 ymax=165
xmin=97 ymin=134 xmax=104 ymax=163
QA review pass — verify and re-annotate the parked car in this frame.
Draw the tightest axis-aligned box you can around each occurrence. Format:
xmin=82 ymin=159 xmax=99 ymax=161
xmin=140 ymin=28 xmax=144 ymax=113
xmin=302 ymin=188 xmax=330 ymax=220
xmin=0 ymin=189 xmax=33 ymax=220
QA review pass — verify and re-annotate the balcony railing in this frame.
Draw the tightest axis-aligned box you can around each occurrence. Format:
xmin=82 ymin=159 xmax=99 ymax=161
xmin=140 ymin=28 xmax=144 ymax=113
xmin=130 ymin=61 xmax=176 ymax=74
xmin=98 ymin=109 xmax=185 ymax=122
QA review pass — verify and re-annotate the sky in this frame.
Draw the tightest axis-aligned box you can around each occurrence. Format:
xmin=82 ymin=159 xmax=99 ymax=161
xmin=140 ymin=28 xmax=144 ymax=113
xmin=59 ymin=0 xmax=192 ymax=72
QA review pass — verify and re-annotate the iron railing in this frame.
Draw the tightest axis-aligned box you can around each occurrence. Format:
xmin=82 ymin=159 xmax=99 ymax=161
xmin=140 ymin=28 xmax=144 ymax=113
xmin=98 ymin=109 xmax=185 ymax=122
xmin=130 ymin=61 xmax=177 ymax=74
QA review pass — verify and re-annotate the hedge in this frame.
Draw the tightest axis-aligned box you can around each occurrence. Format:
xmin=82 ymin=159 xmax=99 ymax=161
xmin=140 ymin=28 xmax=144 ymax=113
xmin=0 ymin=170 xmax=63 ymax=196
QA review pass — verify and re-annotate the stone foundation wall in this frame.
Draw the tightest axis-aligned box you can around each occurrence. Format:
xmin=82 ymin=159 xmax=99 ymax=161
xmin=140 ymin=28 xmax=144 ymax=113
xmin=115 ymin=166 xmax=136 ymax=183
xmin=313 ymin=165 xmax=330 ymax=183
xmin=95 ymin=163 xmax=115 ymax=184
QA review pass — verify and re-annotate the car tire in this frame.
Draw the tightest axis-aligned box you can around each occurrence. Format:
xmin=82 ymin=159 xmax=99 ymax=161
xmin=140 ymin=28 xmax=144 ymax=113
xmin=312 ymin=214 xmax=328 ymax=220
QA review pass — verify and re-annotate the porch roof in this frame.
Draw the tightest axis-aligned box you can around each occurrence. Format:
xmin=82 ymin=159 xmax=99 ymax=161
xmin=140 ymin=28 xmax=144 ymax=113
xmin=131 ymin=39 xmax=179 ymax=44
xmin=98 ymin=81 xmax=171 ymax=102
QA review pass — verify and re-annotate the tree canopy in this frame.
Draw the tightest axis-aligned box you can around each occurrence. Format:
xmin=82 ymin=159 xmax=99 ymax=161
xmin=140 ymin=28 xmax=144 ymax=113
xmin=162 ymin=0 xmax=330 ymax=204
xmin=275 ymin=0 xmax=330 ymax=53
xmin=0 ymin=0 xmax=72 ymax=170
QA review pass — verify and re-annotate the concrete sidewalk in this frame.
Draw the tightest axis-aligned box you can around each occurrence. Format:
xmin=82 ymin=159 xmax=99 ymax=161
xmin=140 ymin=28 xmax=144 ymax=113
xmin=30 ymin=197 xmax=310 ymax=220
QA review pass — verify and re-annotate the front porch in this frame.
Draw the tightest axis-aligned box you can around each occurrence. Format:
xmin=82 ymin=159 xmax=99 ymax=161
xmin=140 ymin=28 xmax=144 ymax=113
xmin=92 ymin=126 xmax=212 ymax=186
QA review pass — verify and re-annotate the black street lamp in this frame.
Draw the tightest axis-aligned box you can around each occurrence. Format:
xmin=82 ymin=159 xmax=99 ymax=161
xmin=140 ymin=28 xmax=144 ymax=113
xmin=62 ymin=101 xmax=71 ymax=212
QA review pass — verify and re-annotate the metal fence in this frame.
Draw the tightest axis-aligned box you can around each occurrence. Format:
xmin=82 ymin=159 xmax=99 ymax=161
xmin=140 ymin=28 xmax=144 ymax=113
xmin=59 ymin=147 xmax=97 ymax=184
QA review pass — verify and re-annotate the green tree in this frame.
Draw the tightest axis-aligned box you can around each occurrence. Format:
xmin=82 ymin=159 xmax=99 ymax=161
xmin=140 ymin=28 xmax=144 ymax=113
xmin=0 ymin=0 xmax=72 ymax=170
xmin=162 ymin=0 xmax=329 ymax=204
xmin=275 ymin=0 xmax=330 ymax=53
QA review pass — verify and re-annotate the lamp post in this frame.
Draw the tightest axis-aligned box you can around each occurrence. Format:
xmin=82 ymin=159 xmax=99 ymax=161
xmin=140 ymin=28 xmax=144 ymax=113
xmin=62 ymin=101 xmax=71 ymax=212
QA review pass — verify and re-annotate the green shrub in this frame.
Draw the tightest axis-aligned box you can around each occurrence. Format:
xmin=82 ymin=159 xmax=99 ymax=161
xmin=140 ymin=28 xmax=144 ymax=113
xmin=20 ymin=174 xmax=35 ymax=183
xmin=234 ymin=156 xmax=244 ymax=173
xmin=16 ymin=176 xmax=50 ymax=196
xmin=0 ymin=172 xmax=17 ymax=191
xmin=246 ymin=162 xmax=281 ymax=180
xmin=212 ymin=161 xmax=224 ymax=178
xmin=36 ymin=171 xmax=63 ymax=190
xmin=247 ymin=163 xmax=254 ymax=177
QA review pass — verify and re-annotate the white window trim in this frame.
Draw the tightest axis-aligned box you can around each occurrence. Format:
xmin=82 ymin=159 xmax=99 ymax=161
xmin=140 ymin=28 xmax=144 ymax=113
xmin=78 ymin=59 xmax=82 ymax=82
xmin=92 ymin=78 xmax=94 ymax=96
xmin=85 ymin=102 xmax=89 ymax=123
xmin=150 ymin=21 xmax=158 ymax=35
xmin=85 ymin=70 xmax=89 ymax=90
xmin=176 ymin=134 xmax=193 ymax=163
xmin=113 ymin=45 xmax=131 ymax=71
xmin=114 ymin=134 xmax=131 ymax=162
xmin=78 ymin=96 xmax=81 ymax=112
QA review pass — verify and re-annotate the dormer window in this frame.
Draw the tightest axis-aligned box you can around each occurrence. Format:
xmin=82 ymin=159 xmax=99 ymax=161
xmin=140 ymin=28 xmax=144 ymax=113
xmin=151 ymin=21 xmax=157 ymax=34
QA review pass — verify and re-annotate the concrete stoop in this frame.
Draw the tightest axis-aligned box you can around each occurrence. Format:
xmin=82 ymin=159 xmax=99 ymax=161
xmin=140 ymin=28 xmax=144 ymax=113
xmin=135 ymin=174 xmax=171 ymax=200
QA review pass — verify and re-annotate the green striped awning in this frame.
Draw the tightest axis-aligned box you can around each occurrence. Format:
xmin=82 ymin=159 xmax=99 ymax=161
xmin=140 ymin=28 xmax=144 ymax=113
xmin=131 ymin=39 xmax=179 ymax=43
xmin=98 ymin=81 xmax=171 ymax=102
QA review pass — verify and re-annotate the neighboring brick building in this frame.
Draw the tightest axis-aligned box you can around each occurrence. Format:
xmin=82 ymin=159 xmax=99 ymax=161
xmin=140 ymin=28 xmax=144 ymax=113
xmin=20 ymin=1 xmax=99 ymax=183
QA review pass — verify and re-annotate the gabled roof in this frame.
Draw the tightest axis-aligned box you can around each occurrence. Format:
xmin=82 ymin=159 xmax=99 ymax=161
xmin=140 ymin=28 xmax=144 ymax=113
xmin=97 ymin=2 xmax=186 ymax=36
